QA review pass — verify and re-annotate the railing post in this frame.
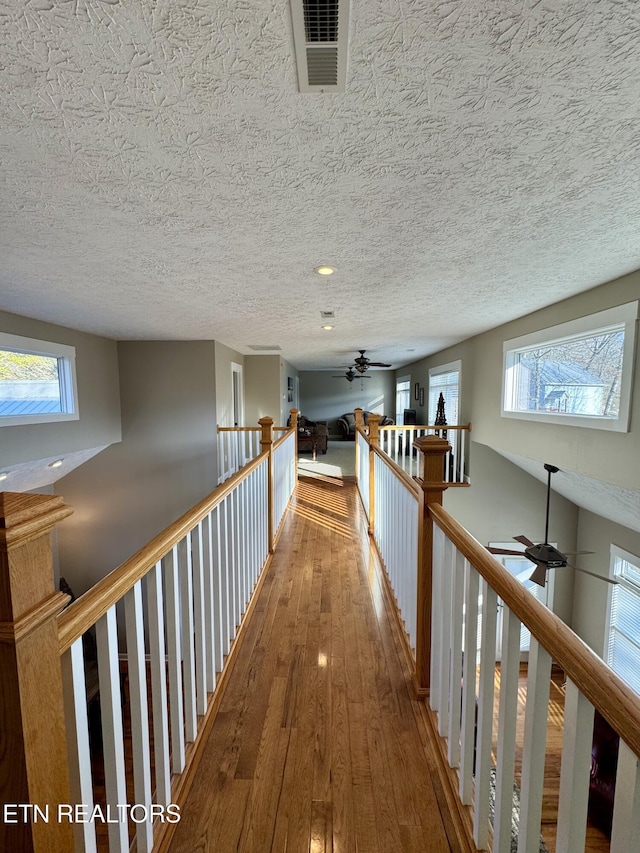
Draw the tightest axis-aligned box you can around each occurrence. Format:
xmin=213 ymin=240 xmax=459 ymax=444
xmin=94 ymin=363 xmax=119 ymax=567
xmin=413 ymin=435 xmax=451 ymax=699
xmin=354 ymin=407 xmax=364 ymax=431
xmin=259 ymin=416 xmax=275 ymax=553
xmin=367 ymin=414 xmax=381 ymax=535
xmin=0 ymin=492 xmax=75 ymax=852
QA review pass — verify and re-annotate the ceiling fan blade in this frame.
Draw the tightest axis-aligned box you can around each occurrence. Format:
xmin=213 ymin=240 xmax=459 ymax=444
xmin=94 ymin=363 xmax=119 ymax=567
xmin=488 ymin=547 xmax=525 ymax=556
xmin=367 ymin=361 xmax=392 ymax=367
xmin=566 ymin=564 xmax=619 ymax=584
xmin=514 ymin=535 xmax=535 ymax=547
xmin=529 ymin=564 xmax=548 ymax=587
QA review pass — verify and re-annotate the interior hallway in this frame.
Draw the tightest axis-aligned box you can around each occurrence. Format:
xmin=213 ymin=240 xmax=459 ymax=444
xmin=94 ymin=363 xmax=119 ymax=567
xmin=168 ymin=474 xmax=457 ymax=852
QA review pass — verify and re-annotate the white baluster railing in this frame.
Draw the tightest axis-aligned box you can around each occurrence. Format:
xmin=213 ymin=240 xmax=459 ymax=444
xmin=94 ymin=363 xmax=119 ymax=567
xmin=58 ymin=445 xmax=278 ymax=852
xmin=356 ymin=428 xmax=370 ymax=518
xmin=378 ymin=424 xmax=471 ymax=484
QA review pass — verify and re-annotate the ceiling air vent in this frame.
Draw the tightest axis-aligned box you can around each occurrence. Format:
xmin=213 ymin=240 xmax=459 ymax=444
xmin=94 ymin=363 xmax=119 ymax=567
xmin=290 ymin=0 xmax=350 ymax=93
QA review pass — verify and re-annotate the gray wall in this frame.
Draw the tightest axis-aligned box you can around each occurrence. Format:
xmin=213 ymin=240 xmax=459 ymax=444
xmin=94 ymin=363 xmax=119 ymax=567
xmin=299 ymin=370 xmax=396 ymax=436
xmin=398 ymin=272 xmax=640 ymax=492
xmin=56 ymin=341 xmax=218 ymax=592
xmin=0 ymin=309 xmax=121 ymax=467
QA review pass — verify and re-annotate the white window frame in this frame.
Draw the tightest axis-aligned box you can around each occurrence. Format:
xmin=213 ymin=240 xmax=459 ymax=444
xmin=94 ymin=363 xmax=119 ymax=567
xmin=0 ymin=332 xmax=79 ymax=427
xmin=604 ymin=544 xmax=640 ymax=695
xmin=501 ymin=301 xmax=637 ymax=432
xmin=428 ymin=359 xmax=461 ymax=425
xmin=395 ymin=375 xmax=411 ymax=424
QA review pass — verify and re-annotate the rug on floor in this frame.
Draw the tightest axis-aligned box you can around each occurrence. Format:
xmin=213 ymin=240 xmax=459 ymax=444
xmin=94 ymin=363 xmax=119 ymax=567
xmin=488 ymin=768 xmax=549 ymax=853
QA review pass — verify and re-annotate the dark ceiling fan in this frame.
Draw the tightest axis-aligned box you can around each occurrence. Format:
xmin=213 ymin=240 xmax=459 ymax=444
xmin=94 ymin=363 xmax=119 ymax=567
xmin=332 ymin=367 xmax=371 ymax=382
xmin=350 ymin=350 xmax=392 ymax=373
xmin=487 ymin=463 xmax=614 ymax=588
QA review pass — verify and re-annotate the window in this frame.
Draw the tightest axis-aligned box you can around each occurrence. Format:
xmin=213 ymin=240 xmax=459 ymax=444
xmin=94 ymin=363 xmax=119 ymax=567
xmin=606 ymin=545 xmax=640 ymax=696
xmin=502 ymin=302 xmax=638 ymax=432
xmin=428 ymin=360 xmax=460 ymax=425
xmin=0 ymin=332 xmax=78 ymax=426
xmin=395 ymin=376 xmax=411 ymax=424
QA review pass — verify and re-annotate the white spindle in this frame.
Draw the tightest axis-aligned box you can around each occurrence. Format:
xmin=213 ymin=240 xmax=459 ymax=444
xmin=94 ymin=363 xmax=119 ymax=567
xmin=473 ymin=581 xmax=497 ymax=851
xmin=213 ymin=504 xmax=225 ymax=672
xmin=61 ymin=639 xmax=97 ymax=853
xmin=191 ymin=521 xmax=208 ymax=716
xmin=518 ymin=638 xmax=552 ymax=853
xmin=146 ymin=562 xmax=172 ymax=806
xmin=437 ymin=536 xmax=455 ymax=738
xmin=611 ymin=740 xmax=640 ymax=852
xmin=178 ymin=534 xmax=198 ymax=742
xmin=95 ymin=606 xmax=129 ymax=852
xmin=447 ymin=548 xmax=465 ymax=768
xmin=164 ymin=546 xmax=185 ymax=773
xmin=202 ymin=512 xmax=217 ymax=693
xmin=459 ymin=562 xmax=479 ymax=805
xmin=493 ymin=606 xmax=521 ymax=853
xmin=430 ymin=524 xmax=445 ymax=715
xmin=124 ymin=582 xmax=153 ymax=853
xmin=555 ymin=679 xmax=594 ymax=852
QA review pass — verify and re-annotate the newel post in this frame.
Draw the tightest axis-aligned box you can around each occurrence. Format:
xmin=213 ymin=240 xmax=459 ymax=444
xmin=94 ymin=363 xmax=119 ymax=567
xmin=367 ymin=414 xmax=381 ymax=535
xmin=413 ymin=435 xmax=451 ymax=699
xmin=259 ymin=417 xmax=275 ymax=553
xmin=0 ymin=492 xmax=75 ymax=852
xmin=289 ymin=409 xmax=299 ymax=474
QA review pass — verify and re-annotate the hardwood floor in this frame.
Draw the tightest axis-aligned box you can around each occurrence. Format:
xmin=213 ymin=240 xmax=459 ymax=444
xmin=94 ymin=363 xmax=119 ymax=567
xmin=169 ymin=476 xmax=456 ymax=853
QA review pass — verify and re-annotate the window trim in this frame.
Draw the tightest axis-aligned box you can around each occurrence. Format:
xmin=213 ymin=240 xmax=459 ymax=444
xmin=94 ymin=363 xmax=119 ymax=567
xmin=604 ymin=544 xmax=640 ymax=693
xmin=0 ymin=332 xmax=79 ymax=427
xmin=428 ymin=359 xmax=461 ymax=425
xmin=501 ymin=301 xmax=638 ymax=432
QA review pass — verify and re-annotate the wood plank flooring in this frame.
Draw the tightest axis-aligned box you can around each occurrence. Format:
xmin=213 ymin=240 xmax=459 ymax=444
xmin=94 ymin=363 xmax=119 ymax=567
xmin=169 ymin=476 xmax=455 ymax=853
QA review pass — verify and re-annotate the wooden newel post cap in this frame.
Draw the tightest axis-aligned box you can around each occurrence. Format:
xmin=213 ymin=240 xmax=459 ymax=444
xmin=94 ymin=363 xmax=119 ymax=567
xmin=354 ymin=408 xmax=364 ymax=428
xmin=289 ymin=408 xmax=299 ymax=429
xmin=258 ymin=416 xmax=274 ymax=448
xmin=367 ymin=413 xmax=381 ymax=446
xmin=413 ymin=435 xmax=452 ymax=498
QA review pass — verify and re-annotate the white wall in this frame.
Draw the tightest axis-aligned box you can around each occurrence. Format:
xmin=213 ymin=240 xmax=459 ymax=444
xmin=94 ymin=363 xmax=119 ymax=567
xmin=299 ymin=370 xmax=396 ymax=436
xmin=56 ymin=341 xmax=218 ymax=592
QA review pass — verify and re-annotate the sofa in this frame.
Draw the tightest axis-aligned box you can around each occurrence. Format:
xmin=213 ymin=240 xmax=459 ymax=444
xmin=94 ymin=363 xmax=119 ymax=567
xmin=337 ymin=410 xmax=394 ymax=440
xmin=289 ymin=414 xmax=328 ymax=454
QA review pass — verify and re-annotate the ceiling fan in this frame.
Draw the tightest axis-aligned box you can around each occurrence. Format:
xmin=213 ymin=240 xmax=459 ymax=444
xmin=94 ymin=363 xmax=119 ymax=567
xmin=350 ymin=350 xmax=392 ymax=374
xmin=332 ymin=367 xmax=371 ymax=382
xmin=487 ymin=463 xmax=615 ymax=588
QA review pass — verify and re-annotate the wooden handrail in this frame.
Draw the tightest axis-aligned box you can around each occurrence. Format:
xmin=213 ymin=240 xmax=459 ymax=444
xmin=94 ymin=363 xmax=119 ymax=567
xmin=430 ymin=502 xmax=640 ymax=759
xmin=370 ymin=444 xmax=421 ymax=497
xmin=58 ymin=451 xmax=269 ymax=655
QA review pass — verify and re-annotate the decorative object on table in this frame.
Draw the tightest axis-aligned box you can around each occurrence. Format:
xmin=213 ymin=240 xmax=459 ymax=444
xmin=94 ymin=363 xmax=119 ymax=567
xmin=288 ymin=414 xmax=328 ymax=454
xmin=336 ymin=410 xmax=394 ymax=440
xmin=419 ymin=387 xmax=424 ymax=407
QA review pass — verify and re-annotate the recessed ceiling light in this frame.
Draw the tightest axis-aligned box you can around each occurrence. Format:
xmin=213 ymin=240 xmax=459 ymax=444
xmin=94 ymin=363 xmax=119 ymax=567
xmin=321 ymin=324 xmax=334 ymax=331
xmin=48 ymin=460 xmax=64 ymax=468
xmin=0 ymin=472 xmax=7 ymax=481
xmin=314 ymin=265 xmax=335 ymax=276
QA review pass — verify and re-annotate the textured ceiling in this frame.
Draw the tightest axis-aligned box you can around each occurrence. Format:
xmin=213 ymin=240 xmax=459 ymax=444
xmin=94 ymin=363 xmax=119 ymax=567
xmin=2 ymin=1 xmax=640 ymax=370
